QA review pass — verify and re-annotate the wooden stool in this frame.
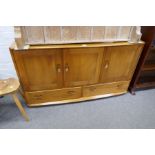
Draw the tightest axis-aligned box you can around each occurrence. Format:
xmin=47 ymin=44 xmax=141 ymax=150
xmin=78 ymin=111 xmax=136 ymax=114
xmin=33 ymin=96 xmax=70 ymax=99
xmin=0 ymin=78 xmax=29 ymax=121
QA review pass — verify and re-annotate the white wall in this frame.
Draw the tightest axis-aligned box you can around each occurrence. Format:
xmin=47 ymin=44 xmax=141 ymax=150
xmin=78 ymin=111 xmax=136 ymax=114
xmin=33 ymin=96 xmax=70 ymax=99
xmin=0 ymin=26 xmax=17 ymax=78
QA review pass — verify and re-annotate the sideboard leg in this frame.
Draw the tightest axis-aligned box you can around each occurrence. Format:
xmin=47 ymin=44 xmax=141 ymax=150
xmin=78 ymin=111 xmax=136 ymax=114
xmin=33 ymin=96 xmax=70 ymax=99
xmin=129 ymin=88 xmax=136 ymax=95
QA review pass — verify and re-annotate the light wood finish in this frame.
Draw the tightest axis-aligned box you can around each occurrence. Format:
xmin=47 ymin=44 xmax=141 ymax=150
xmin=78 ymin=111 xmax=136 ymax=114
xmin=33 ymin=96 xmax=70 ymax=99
xmin=0 ymin=78 xmax=29 ymax=121
xmin=25 ymin=87 xmax=81 ymax=104
xmin=27 ymin=91 xmax=127 ymax=107
xmin=0 ymin=78 xmax=19 ymax=95
xmin=10 ymin=42 xmax=144 ymax=106
xmin=11 ymin=41 xmax=144 ymax=50
xmin=100 ymin=45 xmax=143 ymax=83
xmin=12 ymin=93 xmax=29 ymax=121
xmin=63 ymin=47 xmax=104 ymax=87
xmin=83 ymin=81 xmax=129 ymax=97
xmin=12 ymin=49 xmax=63 ymax=91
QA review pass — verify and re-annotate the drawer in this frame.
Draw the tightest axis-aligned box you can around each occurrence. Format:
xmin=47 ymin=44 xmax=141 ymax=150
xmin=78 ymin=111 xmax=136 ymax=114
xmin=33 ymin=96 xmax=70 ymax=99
xmin=25 ymin=87 xmax=82 ymax=104
xmin=83 ymin=81 xmax=129 ymax=97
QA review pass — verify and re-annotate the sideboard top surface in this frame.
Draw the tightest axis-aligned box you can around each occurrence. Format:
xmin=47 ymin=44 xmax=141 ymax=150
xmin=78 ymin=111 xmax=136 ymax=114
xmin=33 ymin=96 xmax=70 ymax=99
xmin=10 ymin=41 xmax=144 ymax=51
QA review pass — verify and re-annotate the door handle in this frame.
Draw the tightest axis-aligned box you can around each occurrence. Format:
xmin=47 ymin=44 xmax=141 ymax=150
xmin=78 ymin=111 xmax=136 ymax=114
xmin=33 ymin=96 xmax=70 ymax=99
xmin=56 ymin=64 xmax=61 ymax=73
xmin=104 ymin=61 xmax=109 ymax=69
xmin=65 ymin=64 xmax=69 ymax=72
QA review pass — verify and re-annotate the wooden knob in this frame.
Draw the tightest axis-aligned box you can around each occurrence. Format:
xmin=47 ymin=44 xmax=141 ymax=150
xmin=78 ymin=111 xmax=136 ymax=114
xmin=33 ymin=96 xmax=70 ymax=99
xmin=65 ymin=64 xmax=69 ymax=72
xmin=56 ymin=64 xmax=61 ymax=73
xmin=104 ymin=61 xmax=109 ymax=69
xmin=67 ymin=90 xmax=75 ymax=95
xmin=57 ymin=68 xmax=61 ymax=73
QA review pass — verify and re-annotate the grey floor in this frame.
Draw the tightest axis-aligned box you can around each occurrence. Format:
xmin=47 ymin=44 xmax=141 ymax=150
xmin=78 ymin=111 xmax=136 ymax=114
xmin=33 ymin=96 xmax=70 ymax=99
xmin=0 ymin=89 xmax=155 ymax=129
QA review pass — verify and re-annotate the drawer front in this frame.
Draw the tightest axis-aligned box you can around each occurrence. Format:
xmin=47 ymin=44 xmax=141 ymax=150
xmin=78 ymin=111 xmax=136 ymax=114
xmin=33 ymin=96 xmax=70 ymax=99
xmin=25 ymin=87 xmax=82 ymax=104
xmin=83 ymin=81 xmax=129 ymax=97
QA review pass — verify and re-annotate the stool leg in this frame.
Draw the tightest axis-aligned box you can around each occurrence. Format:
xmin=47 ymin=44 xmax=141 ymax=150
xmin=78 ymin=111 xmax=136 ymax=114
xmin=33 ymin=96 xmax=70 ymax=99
xmin=12 ymin=93 xmax=29 ymax=121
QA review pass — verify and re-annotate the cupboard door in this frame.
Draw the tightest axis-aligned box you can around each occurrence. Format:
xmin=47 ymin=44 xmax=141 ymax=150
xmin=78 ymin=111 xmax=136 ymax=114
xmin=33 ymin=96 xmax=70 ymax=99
xmin=100 ymin=45 xmax=142 ymax=83
xmin=12 ymin=49 xmax=63 ymax=91
xmin=63 ymin=47 xmax=104 ymax=87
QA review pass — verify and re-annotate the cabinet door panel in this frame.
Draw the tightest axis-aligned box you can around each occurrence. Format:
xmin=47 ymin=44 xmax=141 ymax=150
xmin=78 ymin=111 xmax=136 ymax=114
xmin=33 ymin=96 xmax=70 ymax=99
xmin=100 ymin=45 xmax=142 ymax=83
xmin=13 ymin=49 xmax=63 ymax=91
xmin=63 ymin=48 xmax=104 ymax=87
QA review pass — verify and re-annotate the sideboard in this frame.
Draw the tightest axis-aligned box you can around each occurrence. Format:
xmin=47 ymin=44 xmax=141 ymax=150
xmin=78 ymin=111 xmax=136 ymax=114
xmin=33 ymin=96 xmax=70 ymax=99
xmin=10 ymin=42 xmax=144 ymax=106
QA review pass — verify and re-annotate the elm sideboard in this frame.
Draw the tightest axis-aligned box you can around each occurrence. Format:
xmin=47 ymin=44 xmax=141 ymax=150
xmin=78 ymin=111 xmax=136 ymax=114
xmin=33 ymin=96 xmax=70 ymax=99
xmin=10 ymin=42 xmax=144 ymax=106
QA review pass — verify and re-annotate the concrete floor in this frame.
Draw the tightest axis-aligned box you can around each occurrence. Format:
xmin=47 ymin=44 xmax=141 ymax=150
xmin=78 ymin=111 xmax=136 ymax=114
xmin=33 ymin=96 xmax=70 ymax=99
xmin=0 ymin=89 xmax=155 ymax=129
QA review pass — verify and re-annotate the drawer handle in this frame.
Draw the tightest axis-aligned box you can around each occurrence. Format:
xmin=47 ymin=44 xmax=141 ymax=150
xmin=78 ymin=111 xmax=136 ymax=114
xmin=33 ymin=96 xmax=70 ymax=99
xmin=117 ymin=84 xmax=122 ymax=88
xmin=65 ymin=64 xmax=69 ymax=72
xmin=67 ymin=90 xmax=75 ymax=95
xmin=56 ymin=64 xmax=61 ymax=73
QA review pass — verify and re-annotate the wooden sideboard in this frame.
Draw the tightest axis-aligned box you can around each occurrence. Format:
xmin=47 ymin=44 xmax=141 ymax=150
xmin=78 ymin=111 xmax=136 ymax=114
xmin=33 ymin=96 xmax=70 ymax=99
xmin=10 ymin=42 xmax=144 ymax=106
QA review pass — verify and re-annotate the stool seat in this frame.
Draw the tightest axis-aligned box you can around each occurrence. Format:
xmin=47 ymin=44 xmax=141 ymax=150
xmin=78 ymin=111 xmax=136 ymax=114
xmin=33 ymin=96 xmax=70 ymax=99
xmin=0 ymin=78 xmax=29 ymax=121
xmin=0 ymin=78 xmax=20 ymax=96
